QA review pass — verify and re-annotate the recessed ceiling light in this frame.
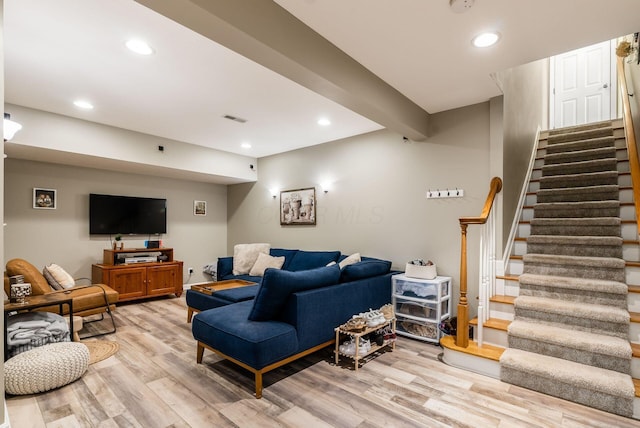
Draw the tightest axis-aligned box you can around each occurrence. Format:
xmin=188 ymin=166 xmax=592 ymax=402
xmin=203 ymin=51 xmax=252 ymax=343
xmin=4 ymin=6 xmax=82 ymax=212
xmin=126 ymin=39 xmax=154 ymax=55
xmin=73 ymin=100 xmax=94 ymax=110
xmin=472 ymin=32 xmax=500 ymax=48
xmin=317 ymin=118 xmax=331 ymax=126
xmin=241 ymin=142 xmax=252 ymax=149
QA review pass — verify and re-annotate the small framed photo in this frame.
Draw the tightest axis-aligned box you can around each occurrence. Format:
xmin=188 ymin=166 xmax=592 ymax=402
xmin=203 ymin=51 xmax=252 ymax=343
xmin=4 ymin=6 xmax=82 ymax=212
xmin=33 ymin=188 xmax=57 ymax=210
xmin=194 ymin=200 xmax=207 ymax=216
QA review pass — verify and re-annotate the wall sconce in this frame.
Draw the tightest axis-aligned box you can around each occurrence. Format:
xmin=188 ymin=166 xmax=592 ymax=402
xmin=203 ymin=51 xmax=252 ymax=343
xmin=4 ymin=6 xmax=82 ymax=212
xmin=4 ymin=113 xmax=22 ymax=141
xmin=320 ymin=182 xmax=332 ymax=194
xmin=269 ymin=188 xmax=278 ymax=199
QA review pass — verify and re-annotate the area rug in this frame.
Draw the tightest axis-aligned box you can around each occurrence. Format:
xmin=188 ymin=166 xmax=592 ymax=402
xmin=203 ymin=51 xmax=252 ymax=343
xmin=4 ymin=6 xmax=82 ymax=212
xmin=82 ymin=340 xmax=119 ymax=364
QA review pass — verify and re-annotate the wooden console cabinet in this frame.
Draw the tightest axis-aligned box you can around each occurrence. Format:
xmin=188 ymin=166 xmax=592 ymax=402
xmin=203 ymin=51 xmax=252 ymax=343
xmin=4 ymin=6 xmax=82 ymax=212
xmin=92 ymin=248 xmax=183 ymax=302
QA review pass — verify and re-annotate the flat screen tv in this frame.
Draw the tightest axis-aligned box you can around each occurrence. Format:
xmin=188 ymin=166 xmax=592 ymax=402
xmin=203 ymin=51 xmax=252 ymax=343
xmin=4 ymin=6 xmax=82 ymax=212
xmin=89 ymin=193 xmax=167 ymax=235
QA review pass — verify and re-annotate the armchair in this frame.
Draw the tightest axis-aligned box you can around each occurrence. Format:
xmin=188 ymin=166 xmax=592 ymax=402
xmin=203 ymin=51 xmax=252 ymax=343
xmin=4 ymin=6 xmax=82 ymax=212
xmin=5 ymin=258 xmax=119 ymax=337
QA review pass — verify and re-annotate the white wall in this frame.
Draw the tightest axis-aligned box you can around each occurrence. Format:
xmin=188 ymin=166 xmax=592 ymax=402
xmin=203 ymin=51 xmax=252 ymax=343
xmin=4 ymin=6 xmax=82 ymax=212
xmin=4 ymin=159 xmax=227 ymax=284
xmin=227 ymin=102 xmax=494 ymax=316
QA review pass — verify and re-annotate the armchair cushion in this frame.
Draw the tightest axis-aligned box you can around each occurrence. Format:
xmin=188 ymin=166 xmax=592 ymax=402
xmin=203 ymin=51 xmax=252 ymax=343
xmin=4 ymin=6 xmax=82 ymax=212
xmin=6 ymin=259 xmax=51 ymax=296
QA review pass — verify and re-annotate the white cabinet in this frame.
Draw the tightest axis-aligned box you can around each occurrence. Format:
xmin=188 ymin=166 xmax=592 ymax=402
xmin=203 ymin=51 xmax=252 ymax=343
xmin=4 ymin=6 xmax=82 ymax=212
xmin=392 ymin=274 xmax=451 ymax=343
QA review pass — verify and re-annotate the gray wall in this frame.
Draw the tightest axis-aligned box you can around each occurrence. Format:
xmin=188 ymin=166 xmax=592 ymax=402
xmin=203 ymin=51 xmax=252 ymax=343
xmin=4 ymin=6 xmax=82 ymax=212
xmin=498 ymin=59 xmax=549 ymax=247
xmin=4 ymin=159 xmax=227 ymax=284
xmin=227 ymin=102 xmax=494 ymax=315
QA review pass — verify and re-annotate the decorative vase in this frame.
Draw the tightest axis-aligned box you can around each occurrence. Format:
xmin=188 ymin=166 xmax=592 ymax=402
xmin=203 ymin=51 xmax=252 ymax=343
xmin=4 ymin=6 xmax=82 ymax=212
xmin=10 ymin=282 xmax=31 ymax=304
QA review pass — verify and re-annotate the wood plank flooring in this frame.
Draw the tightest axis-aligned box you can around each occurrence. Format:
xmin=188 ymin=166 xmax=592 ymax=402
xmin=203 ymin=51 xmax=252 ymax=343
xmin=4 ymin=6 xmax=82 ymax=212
xmin=6 ymin=295 xmax=640 ymax=427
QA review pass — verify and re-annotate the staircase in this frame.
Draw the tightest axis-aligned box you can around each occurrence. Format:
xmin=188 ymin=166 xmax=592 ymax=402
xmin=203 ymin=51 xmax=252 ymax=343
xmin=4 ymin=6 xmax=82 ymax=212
xmin=441 ymin=119 xmax=640 ymax=419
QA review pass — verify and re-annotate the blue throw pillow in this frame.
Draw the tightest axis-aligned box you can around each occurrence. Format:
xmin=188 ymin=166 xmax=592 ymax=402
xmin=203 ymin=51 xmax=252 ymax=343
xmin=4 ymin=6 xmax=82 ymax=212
xmin=269 ymin=248 xmax=299 ymax=271
xmin=248 ymin=265 xmax=341 ymax=321
xmin=340 ymin=258 xmax=392 ymax=282
xmin=287 ymin=250 xmax=341 ymax=271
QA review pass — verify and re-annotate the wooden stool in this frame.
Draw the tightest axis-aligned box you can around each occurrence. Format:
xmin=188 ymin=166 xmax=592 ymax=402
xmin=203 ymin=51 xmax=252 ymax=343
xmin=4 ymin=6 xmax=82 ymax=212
xmin=66 ymin=315 xmax=83 ymax=341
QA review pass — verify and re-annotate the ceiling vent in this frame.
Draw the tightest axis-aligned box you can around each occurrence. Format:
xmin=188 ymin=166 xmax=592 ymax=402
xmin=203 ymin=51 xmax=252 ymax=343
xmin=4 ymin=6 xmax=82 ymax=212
xmin=222 ymin=114 xmax=247 ymax=123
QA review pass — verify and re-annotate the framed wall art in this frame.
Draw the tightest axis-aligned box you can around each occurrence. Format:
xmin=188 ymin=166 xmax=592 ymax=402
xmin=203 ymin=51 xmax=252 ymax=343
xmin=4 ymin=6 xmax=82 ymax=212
xmin=33 ymin=188 xmax=57 ymax=209
xmin=194 ymin=200 xmax=207 ymax=216
xmin=280 ymin=187 xmax=316 ymax=225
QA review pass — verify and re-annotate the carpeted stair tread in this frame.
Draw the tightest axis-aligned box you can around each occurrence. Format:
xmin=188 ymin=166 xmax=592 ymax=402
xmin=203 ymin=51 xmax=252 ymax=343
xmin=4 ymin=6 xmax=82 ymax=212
xmin=533 ymin=200 xmax=619 ymax=219
xmin=514 ymin=295 xmax=629 ymax=325
xmin=527 ymin=235 xmax=622 ymax=246
xmin=541 ymin=158 xmax=617 ymax=177
xmin=508 ymin=320 xmax=630 ymax=358
xmin=536 ymin=185 xmax=619 ymax=203
xmin=544 ymin=136 xmax=616 ymax=155
xmin=529 ymin=217 xmax=621 ymax=237
xmin=518 ymin=273 xmax=628 ymax=308
xmin=518 ymin=273 xmax=628 ymax=296
xmin=500 ymin=348 xmax=634 ymax=417
xmin=546 ymin=127 xmax=614 ymax=144
xmin=523 ymin=253 xmax=625 ymax=268
xmin=543 ymin=147 xmax=617 ymax=165
xmin=539 ymin=171 xmax=618 ymax=189
xmin=526 ymin=235 xmax=622 ymax=258
xmin=547 ymin=121 xmax=612 ymax=135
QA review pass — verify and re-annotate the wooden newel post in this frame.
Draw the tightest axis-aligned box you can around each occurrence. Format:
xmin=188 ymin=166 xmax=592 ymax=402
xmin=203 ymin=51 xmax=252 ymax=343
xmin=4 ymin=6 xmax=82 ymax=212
xmin=456 ymin=223 xmax=469 ymax=347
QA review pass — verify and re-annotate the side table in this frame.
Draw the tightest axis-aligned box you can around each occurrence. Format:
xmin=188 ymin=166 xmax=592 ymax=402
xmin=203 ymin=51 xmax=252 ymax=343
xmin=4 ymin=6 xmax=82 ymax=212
xmin=4 ymin=293 xmax=75 ymax=360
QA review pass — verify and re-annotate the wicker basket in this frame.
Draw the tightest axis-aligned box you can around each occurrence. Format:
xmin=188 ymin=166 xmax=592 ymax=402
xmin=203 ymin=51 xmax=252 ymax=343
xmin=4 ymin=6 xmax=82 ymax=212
xmin=405 ymin=263 xmax=437 ymax=280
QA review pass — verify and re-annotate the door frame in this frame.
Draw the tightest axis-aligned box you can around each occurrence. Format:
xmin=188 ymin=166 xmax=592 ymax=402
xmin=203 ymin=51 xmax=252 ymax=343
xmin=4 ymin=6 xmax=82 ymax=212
xmin=549 ymin=39 xmax=618 ymax=129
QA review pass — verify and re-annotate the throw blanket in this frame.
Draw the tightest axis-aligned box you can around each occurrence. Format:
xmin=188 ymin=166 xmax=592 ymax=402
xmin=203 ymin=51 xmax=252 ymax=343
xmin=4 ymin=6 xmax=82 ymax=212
xmin=6 ymin=311 xmax=70 ymax=347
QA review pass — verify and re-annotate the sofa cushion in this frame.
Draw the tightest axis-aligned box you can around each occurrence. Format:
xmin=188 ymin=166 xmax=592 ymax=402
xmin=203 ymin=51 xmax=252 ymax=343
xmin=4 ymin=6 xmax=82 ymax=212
xmin=248 ymin=265 xmax=341 ymax=321
xmin=249 ymin=253 xmax=285 ymax=276
xmin=232 ymin=243 xmax=270 ymax=275
xmin=287 ymin=250 xmax=340 ymax=272
xmin=269 ymin=248 xmax=298 ymax=271
xmin=6 ymin=259 xmax=52 ymax=296
xmin=186 ymin=284 xmax=260 ymax=313
xmin=192 ymin=300 xmax=298 ymax=369
xmin=340 ymin=258 xmax=392 ymax=282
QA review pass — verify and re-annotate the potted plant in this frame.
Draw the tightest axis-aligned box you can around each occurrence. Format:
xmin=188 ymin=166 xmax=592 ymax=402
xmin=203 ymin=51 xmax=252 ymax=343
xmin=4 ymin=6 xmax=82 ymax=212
xmin=114 ymin=234 xmax=123 ymax=250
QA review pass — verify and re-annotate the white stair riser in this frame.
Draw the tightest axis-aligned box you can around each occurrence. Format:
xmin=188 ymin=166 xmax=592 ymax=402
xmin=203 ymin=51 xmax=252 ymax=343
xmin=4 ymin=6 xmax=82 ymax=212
xmin=620 ymin=174 xmax=632 ymax=187
xmin=507 ymin=259 xmax=523 ymax=276
xmin=621 ymin=188 xmax=634 ymax=203
xmin=518 ymin=223 xmax=531 ymax=238
xmin=624 ymin=245 xmax=640 ymax=263
xmin=521 ymin=208 xmax=534 ymax=222
xmin=622 ymin=205 xmax=635 ymax=219
xmin=633 ymin=355 xmax=640 ymax=378
xmin=528 ymin=181 xmax=540 ymax=193
xmin=623 ymin=223 xmax=638 ymax=240
xmin=473 ymin=326 xmax=508 ymax=348
xmin=489 ymin=301 xmax=514 ymax=321
xmin=513 ymin=241 xmax=527 ymax=256
xmin=626 ymin=268 xmax=640 ymax=287
xmin=628 ymin=293 xmax=640 ymax=313
xmin=441 ymin=348 xmax=501 ymax=379
xmin=629 ymin=323 xmax=640 ymax=343
xmin=525 ymin=194 xmax=537 ymax=206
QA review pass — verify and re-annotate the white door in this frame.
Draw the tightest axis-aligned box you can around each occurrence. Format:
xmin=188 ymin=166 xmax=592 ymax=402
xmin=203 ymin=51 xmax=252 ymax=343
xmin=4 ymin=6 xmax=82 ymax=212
xmin=551 ymin=40 xmax=614 ymax=128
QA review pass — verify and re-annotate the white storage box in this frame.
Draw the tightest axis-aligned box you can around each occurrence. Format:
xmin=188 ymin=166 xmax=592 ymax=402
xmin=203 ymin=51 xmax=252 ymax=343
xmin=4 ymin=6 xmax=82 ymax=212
xmin=405 ymin=263 xmax=437 ymax=280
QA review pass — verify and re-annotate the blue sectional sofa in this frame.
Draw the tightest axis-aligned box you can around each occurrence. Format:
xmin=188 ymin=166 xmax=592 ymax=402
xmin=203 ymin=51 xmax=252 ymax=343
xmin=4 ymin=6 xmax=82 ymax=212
xmin=190 ymin=249 xmax=396 ymax=398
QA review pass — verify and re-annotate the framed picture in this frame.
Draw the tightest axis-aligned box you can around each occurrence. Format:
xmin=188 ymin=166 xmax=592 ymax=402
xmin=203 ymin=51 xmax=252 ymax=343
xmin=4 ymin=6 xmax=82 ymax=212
xmin=194 ymin=200 xmax=207 ymax=216
xmin=33 ymin=188 xmax=57 ymax=209
xmin=280 ymin=187 xmax=316 ymax=225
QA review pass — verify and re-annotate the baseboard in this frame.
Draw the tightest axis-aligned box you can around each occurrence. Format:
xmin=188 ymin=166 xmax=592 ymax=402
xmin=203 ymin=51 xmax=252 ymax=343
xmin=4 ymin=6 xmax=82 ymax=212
xmin=183 ymin=281 xmax=211 ymax=290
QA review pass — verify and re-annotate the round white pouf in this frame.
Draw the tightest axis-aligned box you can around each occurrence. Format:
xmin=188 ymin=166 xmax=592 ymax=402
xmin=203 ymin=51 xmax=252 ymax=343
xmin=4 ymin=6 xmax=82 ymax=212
xmin=5 ymin=342 xmax=90 ymax=395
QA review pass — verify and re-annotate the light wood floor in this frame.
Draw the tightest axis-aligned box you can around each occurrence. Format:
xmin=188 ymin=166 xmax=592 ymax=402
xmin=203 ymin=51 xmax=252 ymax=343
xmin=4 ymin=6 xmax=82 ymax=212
xmin=6 ymin=295 xmax=640 ymax=427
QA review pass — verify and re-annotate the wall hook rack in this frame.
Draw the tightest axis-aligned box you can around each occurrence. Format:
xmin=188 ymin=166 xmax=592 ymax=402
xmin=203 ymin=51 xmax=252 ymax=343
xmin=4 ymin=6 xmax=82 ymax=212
xmin=426 ymin=188 xmax=464 ymax=199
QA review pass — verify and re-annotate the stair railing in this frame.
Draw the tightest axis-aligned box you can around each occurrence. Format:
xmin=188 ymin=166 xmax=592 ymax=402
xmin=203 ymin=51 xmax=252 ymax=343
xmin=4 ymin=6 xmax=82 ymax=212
xmin=617 ymin=55 xmax=640 ymax=237
xmin=457 ymin=177 xmax=502 ymax=348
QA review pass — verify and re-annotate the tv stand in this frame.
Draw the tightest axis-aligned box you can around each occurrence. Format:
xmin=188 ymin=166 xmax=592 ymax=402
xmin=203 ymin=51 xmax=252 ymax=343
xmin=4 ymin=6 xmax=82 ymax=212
xmin=92 ymin=248 xmax=183 ymax=302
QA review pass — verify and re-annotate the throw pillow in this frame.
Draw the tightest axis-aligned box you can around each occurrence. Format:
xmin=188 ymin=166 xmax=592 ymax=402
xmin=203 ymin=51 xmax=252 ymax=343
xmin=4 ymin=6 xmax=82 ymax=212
xmin=249 ymin=252 xmax=285 ymax=276
xmin=340 ymin=258 xmax=392 ymax=282
xmin=248 ymin=265 xmax=341 ymax=321
xmin=339 ymin=252 xmax=361 ymax=269
xmin=43 ymin=264 xmax=76 ymax=289
xmin=232 ymin=243 xmax=271 ymax=275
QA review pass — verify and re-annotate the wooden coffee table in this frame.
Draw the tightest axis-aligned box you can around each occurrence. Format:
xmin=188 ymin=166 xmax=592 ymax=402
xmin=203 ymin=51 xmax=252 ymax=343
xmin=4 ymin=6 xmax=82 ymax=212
xmin=187 ymin=279 xmax=257 ymax=322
